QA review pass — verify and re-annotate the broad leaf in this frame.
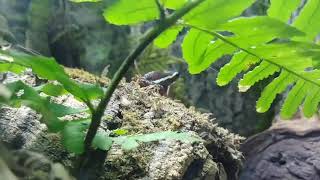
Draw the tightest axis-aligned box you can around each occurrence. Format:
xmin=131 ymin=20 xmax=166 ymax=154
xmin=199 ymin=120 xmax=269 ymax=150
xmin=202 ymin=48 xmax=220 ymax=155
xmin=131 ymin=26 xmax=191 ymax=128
xmin=0 ymin=63 xmax=25 ymax=74
xmin=182 ymin=29 xmax=236 ymax=74
xmin=1 ymin=51 xmax=103 ymax=103
xmin=61 ymin=119 xmax=89 ymax=154
xmin=154 ymin=26 xmax=183 ymax=48
xmin=160 ymin=0 xmax=188 ymax=9
xmin=183 ymin=0 xmax=255 ymax=29
xmin=36 ymin=83 xmax=67 ymax=97
xmin=104 ymin=0 xmax=159 ymax=25
xmin=92 ymin=130 xmax=113 ymax=151
xmin=267 ymin=0 xmax=301 ymax=22
xmin=5 ymin=81 xmax=67 ymax=132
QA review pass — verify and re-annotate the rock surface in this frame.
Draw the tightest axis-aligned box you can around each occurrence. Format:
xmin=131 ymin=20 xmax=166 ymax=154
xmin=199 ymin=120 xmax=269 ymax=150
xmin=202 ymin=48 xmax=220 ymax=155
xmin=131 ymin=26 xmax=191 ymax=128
xmin=240 ymin=117 xmax=320 ymax=180
xmin=0 ymin=69 xmax=244 ymax=180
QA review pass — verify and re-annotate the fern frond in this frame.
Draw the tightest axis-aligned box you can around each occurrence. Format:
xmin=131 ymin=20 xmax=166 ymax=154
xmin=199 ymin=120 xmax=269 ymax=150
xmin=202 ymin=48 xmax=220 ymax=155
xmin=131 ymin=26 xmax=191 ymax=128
xmin=216 ymin=52 xmax=260 ymax=86
xmin=256 ymin=71 xmax=297 ymax=113
xmin=303 ymin=83 xmax=320 ymax=117
xmin=182 ymin=18 xmax=320 ymax=118
xmin=238 ymin=61 xmax=280 ymax=92
xmin=280 ymin=80 xmax=310 ymax=118
xmin=292 ymin=0 xmax=320 ymax=41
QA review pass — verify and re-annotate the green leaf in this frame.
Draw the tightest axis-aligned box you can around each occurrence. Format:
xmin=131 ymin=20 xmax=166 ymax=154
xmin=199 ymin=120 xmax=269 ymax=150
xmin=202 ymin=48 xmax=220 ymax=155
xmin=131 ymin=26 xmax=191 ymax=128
xmin=113 ymin=131 xmax=203 ymax=151
xmin=217 ymin=52 xmax=260 ymax=86
xmin=78 ymin=83 xmax=104 ymax=100
xmin=48 ymin=103 xmax=87 ymax=117
xmin=182 ymin=29 xmax=236 ymax=74
xmin=92 ymin=130 xmax=113 ymax=151
xmin=154 ymin=26 xmax=183 ymax=48
xmin=1 ymin=51 xmax=101 ymax=103
xmin=267 ymin=0 xmax=301 ymax=22
xmin=103 ymin=0 xmax=159 ymax=25
xmin=183 ymin=0 xmax=255 ymax=29
xmin=293 ymin=0 xmax=320 ymax=41
xmin=61 ymin=119 xmax=89 ymax=154
xmin=183 ymin=17 xmax=304 ymax=75
xmin=0 ymin=63 xmax=25 ymax=74
xmin=256 ymin=71 xmax=296 ymax=113
xmin=113 ymin=129 xmax=129 ymax=135
xmin=37 ymin=83 xmax=67 ymax=97
xmin=280 ymin=80 xmax=310 ymax=119
xmin=69 ymin=0 xmax=101 ymax=2
xmin=5 ymin=81 xmax=67 ymax=132
xmin=303 ymin=84 xmax=320 ymax=117
xmin=215 ymin=16 xmax=305 ymax=47
xmin=238 ymin=61 xmax=280 ymax=92
xmin=160 ymin=0 xmax=187 ymax=9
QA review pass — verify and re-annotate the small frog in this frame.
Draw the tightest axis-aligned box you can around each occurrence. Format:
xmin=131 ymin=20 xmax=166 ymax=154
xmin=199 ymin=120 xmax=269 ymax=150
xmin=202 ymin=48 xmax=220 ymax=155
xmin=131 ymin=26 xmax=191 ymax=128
xmin=138 ymin=71 xmax=179 ymax=96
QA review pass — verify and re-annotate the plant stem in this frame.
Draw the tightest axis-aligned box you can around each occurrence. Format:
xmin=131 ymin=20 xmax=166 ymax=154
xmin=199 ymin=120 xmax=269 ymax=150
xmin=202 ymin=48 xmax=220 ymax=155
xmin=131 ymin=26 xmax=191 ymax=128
xmin=83 ymin=0 xmax=205 ymax=155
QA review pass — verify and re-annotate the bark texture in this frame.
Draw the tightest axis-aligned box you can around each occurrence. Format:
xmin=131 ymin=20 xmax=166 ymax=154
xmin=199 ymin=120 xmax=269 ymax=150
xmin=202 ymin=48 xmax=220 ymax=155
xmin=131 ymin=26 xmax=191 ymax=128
xmin=240 ymin=117 xmax=320 ymax=180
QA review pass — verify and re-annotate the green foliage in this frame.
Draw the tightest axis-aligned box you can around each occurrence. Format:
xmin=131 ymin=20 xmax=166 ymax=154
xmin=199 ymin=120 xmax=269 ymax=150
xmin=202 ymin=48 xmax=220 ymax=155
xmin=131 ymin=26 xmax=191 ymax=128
xmin=36 ymin=83 xmax=67 ymax=97
xmin=0 ymin=51 xmax=103 ymax=104
xmin=267 ymin=0 xmax=301 ymax=22
xmin=103 ymin=0 xmax=160 ymax=25
xmin=183 ymin=0 xmax=255 ymax=29
xmin=3 ymin=81 xmax=84 ymax=132
xmin=292 ymin=0 xmax=320 ymax=41
xmin=70 ymin=0 xmax=101 ymax=2
xmin=62 ymin=119 xmax=200 ymax=154
xmin=102 ymin=0 xmax=320 ymax=119
xmin=3 ymin=0 xmax=320 ymax=158
xmin=112 ymin=131 xmax=202 ymax=151
xmin=154 ymin=26 xmax=183 ymax=48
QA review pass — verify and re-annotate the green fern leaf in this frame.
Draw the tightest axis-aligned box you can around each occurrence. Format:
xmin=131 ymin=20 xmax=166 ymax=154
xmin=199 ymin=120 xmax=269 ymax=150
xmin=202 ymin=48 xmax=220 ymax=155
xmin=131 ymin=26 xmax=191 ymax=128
xmin=267 ymin=0 xmax=301 ymax=22
xmin=216 ymin=52 xmax=260 ymax=86
xmin=214 ymin=16 xmax=304 ymax=48
xmin=280 ymin=80 xmax=311 ymax=119
xmin=183 ymin=17 xmax=304 ymax=74
xmin=256 ymin=71 xmax=297 ymax=113
xmin=238 ymin=61 xmax=280 ymax=92
xmin=293 ymin=0 xmax=320 ymax=41
xmin=303 ymin=85 xmax=320 ymax=117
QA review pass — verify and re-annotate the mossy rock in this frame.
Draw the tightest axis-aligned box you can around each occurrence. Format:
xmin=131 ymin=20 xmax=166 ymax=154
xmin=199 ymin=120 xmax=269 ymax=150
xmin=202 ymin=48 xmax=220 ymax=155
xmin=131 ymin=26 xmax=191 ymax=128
xmin=0 ymin=68 xmax=244 ymax=180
